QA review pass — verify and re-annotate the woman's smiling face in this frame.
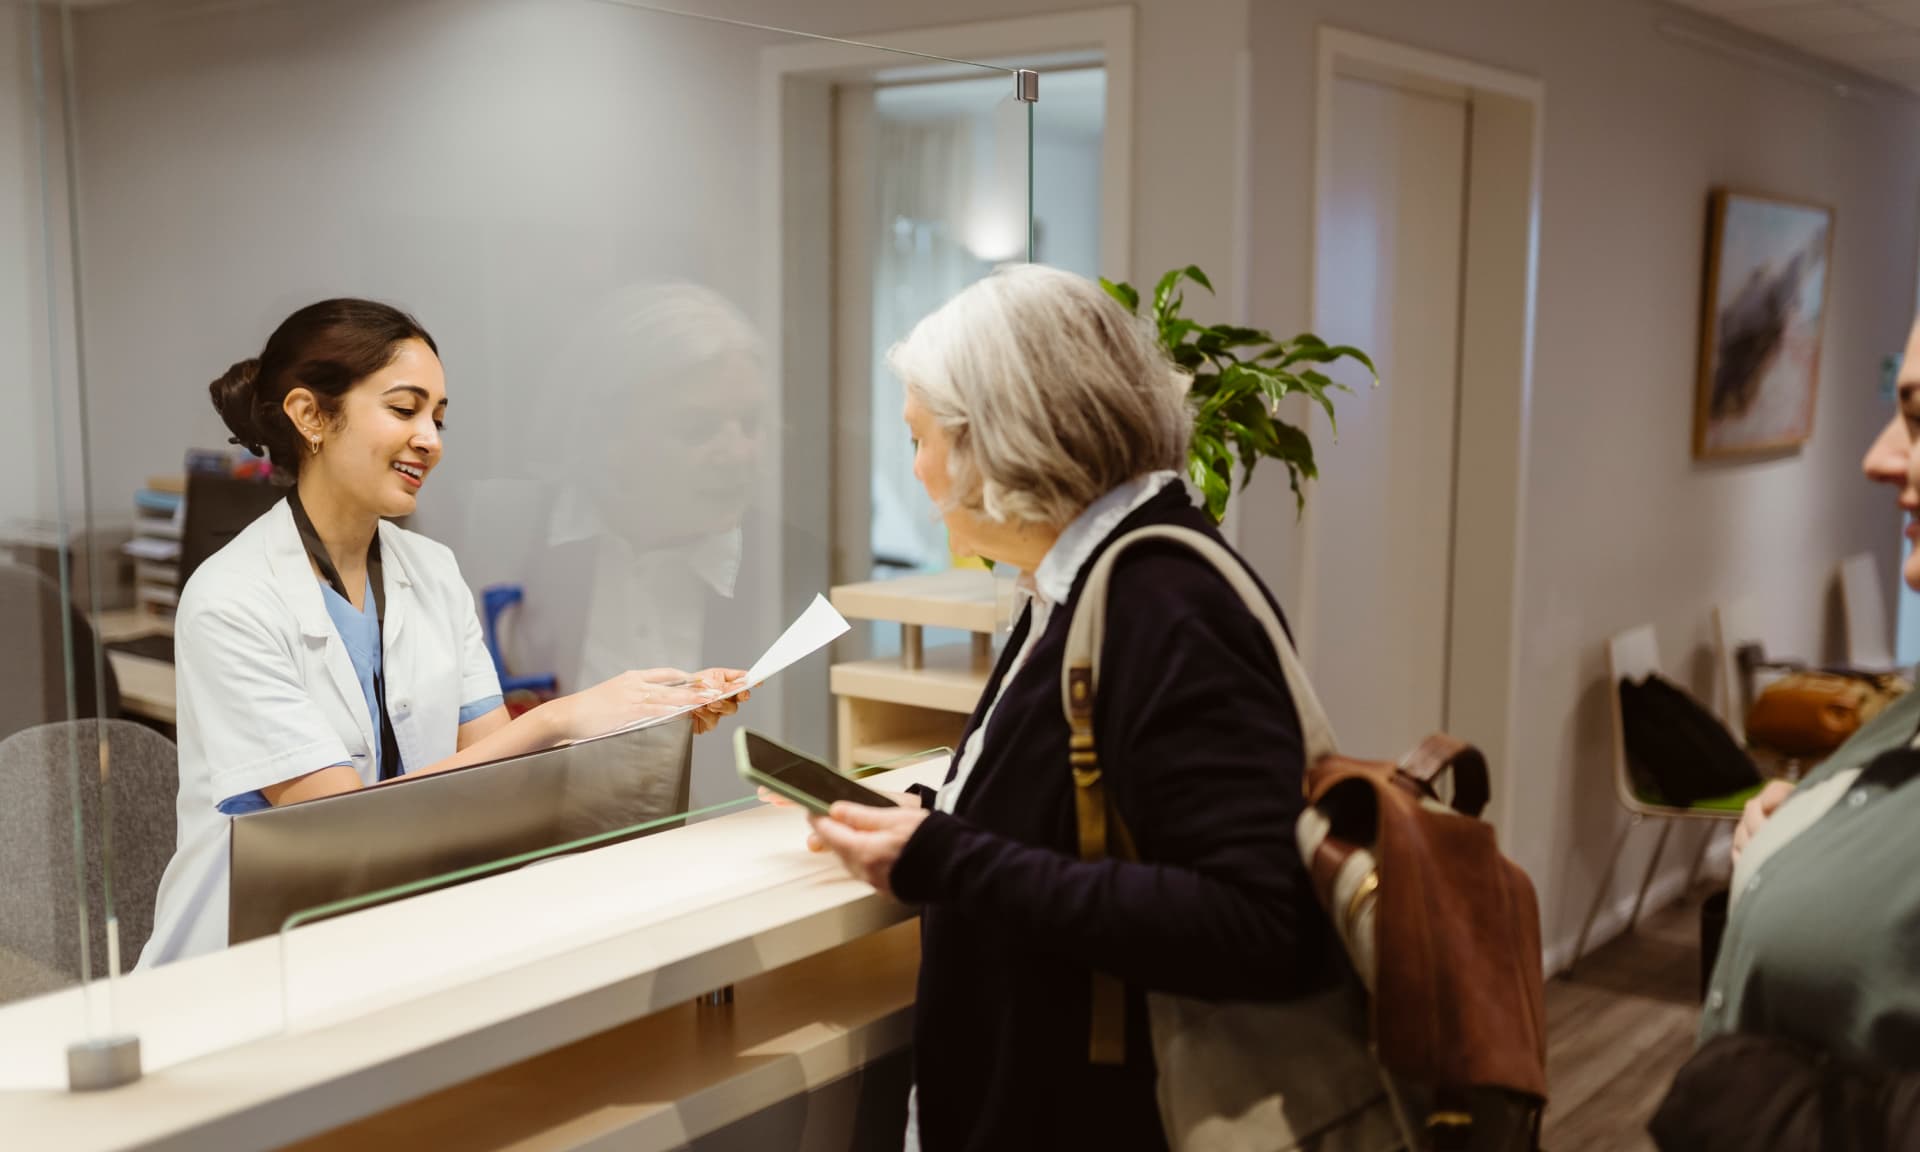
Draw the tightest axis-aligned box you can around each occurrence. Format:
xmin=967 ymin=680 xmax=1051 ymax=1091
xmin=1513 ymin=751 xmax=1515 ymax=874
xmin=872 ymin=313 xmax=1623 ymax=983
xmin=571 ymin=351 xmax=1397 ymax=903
xmin=290 ymin=338 xmax=447 ymax=520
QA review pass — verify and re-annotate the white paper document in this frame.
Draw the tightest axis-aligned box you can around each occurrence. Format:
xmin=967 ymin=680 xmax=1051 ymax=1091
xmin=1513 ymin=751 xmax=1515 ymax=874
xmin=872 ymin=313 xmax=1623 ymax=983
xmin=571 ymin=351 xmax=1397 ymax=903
xmin=574 ymin=593 xmax=851 ymax=743
xmin=748 ymin=593 xmax=852 ymax=685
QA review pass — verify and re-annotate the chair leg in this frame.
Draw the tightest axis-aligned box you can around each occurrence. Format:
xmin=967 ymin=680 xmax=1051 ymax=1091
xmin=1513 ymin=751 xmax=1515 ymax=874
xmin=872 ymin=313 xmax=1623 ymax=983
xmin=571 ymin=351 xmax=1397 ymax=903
xmin=1570 ymin=814 xmax=1640 ymax=976
xmin=1684 ymin=821 xmax=1715 ymax=891
xmin=1628 ymin=818 xmax=1673 ymax=932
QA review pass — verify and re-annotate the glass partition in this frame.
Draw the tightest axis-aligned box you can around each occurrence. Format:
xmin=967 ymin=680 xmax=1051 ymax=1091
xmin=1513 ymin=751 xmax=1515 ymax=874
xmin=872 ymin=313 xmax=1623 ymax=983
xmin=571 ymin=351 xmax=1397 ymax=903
xmin=0 ymin=0 xmax=113 ymax=1064
xmin=0 ymin=0 xmax=1033 ymax=1087
xmin=274 ymin=743 xmax=949 ymax=1034
xmin=859 ymin=73 xmax=1037 ymax=663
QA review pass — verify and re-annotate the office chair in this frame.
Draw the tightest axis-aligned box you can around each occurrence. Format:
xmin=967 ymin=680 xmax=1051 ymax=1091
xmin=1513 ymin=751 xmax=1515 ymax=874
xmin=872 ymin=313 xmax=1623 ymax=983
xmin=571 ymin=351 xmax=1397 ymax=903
xmin=0 ymin=720 xmax=178 ymax=1003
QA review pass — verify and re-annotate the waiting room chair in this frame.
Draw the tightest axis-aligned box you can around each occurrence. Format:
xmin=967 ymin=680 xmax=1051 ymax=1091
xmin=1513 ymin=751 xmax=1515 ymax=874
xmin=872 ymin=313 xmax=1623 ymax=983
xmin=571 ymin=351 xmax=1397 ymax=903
xmin=1571 ymin=625 xmax=1761 ymax=973
xmin=1712 ymin=598 xmax=1763 ymax=745
xmin=0 ymin=720 xmax=179 ymax=1004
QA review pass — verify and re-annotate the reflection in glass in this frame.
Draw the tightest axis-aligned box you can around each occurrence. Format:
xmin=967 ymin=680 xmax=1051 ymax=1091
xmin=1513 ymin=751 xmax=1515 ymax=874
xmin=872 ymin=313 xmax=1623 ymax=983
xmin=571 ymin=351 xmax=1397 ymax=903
xmin=477 ymin=281 xmax=766 ymax=690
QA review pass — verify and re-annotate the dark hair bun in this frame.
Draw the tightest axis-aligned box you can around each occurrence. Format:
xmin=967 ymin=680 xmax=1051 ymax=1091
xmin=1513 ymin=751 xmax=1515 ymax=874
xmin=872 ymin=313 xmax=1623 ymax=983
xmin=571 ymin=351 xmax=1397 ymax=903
xmin=211 ymin=300 xmax=437 ymax=479
xmin=210 ymin=358 xmax=265 ymax=456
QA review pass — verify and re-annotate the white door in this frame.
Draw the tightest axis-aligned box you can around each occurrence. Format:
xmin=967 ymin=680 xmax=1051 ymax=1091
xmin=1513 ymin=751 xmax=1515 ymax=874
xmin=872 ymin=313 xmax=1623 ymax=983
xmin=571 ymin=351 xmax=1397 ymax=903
xmin=1302 ymin=74 xmax=1469 ymax=758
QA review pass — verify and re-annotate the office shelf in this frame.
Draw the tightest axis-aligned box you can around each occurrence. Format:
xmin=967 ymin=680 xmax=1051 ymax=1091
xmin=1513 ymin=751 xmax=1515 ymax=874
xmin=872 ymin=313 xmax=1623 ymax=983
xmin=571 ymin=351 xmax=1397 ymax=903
xmin=829 ymin=568 xmax=1014 ymax=631
xmin=827 ymin=569 xmax=1009 ymax=771
xmin=125 ymin=474 xmax=185 ymax=620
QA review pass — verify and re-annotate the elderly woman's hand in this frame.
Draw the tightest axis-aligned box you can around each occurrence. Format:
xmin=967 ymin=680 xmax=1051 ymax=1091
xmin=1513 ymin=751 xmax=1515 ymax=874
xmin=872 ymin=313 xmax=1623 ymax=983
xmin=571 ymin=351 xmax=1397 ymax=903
xmin=807 ymin=802 xmax=929 ymax=899
xmin=1732 ymin=778 xmax=1795 ymax=867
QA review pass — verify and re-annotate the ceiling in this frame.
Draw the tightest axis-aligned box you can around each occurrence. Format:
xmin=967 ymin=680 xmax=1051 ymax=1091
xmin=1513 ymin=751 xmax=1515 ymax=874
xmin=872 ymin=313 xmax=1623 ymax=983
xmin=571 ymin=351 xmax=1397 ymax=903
xmin=1669 ymin=0 xmax=1920 ymax=96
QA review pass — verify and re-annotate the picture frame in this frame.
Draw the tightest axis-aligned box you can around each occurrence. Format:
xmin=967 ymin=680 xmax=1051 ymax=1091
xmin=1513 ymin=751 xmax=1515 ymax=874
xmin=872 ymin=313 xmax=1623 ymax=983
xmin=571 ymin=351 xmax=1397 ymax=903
xmin=1693 ymin=188 xmax=1834 ymax=460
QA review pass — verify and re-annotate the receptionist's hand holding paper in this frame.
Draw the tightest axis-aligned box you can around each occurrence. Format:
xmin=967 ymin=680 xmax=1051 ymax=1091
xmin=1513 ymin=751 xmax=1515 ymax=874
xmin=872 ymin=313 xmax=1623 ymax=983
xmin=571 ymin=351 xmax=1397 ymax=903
xmin=687 ymin=667 xmax=751 ymax=734
xmin=573 ymin=595 xmax=850 ymax=743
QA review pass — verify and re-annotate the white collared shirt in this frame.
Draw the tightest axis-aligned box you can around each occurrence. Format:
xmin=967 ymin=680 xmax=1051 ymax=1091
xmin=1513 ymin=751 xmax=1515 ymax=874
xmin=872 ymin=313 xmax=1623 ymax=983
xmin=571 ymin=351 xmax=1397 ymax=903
xmin=935 ymin=471 xmax=1180 ymax=814
xmin=547 ymin=486 xmax=742 ymax=683
xmin=139 ymin=500 xmax=503 ymax=967
xmin=492 ymin=483 xmax=743 ymax=689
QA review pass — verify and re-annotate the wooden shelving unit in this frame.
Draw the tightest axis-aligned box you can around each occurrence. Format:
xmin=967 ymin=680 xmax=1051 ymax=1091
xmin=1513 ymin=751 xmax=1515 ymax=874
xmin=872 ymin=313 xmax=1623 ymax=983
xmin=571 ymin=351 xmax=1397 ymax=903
xmin=828 ymin=568 xmax=1015 ymax=772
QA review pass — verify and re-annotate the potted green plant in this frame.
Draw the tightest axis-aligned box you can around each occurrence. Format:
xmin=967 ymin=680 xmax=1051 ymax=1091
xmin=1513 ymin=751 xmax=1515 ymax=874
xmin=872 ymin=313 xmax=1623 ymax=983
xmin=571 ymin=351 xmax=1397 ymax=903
xmin=1102 ymin=266 xmax=1375 ymax=523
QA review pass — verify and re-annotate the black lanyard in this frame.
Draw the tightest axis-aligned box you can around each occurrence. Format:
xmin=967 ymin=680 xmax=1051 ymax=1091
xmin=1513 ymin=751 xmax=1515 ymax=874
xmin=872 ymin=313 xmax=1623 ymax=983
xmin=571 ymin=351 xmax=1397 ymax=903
xmin=287 ymin=488 xmax=404 ymax=781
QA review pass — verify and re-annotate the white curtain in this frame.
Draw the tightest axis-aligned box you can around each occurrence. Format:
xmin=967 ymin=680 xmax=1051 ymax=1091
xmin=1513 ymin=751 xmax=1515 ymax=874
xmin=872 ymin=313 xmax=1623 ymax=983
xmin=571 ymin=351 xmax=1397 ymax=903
xmin=869 ymin=117 xmax=979 ymax=576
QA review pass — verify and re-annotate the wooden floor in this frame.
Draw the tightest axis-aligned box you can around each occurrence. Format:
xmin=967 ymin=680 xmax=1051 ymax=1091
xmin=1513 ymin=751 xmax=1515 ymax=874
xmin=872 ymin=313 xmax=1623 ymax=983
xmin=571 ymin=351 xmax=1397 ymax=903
xmin=1540 ymin=888 xmax=1711 ymax=1152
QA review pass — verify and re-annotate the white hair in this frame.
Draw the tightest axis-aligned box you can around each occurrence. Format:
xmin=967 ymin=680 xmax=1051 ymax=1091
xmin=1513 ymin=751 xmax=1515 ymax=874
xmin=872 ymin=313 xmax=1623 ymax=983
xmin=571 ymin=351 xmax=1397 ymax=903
xmin=887 ymin=264 xmax=1192 ymax=528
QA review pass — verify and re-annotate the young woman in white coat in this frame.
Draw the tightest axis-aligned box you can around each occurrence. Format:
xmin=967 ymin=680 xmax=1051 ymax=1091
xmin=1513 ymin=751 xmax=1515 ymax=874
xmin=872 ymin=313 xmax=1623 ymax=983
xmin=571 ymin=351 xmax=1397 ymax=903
xmin=140 ymin=299 xmax=746 ymax=967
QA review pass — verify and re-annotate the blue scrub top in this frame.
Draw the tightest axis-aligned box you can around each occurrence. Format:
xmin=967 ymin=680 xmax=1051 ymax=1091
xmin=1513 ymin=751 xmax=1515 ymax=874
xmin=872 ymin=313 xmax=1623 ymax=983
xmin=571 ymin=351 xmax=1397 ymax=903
xmin=217 ymin=575 xmax=501 ymax=813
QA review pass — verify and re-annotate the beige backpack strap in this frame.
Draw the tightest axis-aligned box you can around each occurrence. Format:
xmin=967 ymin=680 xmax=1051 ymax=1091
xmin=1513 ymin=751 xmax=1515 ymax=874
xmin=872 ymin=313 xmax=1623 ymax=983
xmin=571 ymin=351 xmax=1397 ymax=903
xmin=1061 ymin=524 xmax=1337 ymax=1065
xmin=1063 ymin=526 xmax=1337 ymax=764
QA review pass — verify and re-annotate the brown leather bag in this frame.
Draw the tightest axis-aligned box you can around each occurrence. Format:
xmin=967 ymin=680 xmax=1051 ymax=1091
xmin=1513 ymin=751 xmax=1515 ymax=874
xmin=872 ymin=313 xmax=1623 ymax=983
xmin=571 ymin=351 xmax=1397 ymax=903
xmin=1062 ymin=526 xmax=1547 ymax=1151
xmin=1299 ymin=736 xmax=1548 ymax=1146
xmin=1745 ymin=671 xmax=1908 ymax=759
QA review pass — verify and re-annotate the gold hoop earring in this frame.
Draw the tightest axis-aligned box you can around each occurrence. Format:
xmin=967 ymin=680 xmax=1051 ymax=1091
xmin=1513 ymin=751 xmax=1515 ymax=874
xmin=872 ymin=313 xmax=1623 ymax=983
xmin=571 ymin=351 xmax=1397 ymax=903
xmin=307 ymin=436 xmax=322 ymax=456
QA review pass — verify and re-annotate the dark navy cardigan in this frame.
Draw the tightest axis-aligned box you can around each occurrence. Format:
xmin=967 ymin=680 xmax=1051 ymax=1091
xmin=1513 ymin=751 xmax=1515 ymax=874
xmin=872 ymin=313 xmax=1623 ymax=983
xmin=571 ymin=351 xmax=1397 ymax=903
xmin=890 ymin=483 xmax=1335 ymax=1152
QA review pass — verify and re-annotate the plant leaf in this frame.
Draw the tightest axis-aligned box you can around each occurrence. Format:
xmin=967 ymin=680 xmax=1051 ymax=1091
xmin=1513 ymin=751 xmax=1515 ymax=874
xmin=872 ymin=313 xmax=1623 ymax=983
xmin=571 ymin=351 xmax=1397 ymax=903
xmin=1146 ymin=268 xmax=1367 ymax=522
xmin=1154 ymin=268 xmax=1185 ymax=320
xmin=1188 ymin=431 xmax=1232 ymax=524
xmin=1226 ymin=362 xmax=1300 ymax=409
xmin=1101 ymin=278 xmax=1140 ymax=315
xmin=1154 ymin=265 xmax=1215 ymax=324
xmin=1223 ymin=416 xmax=1278 ymax=487
xmin=1203 ymin=470 xmax=1230 ymax=523
xmin=1209 ymin=325 xmax=1272 ymax=347
xmin=1325 ymin=344 xmax=1377 ymax=378
xmin=1277 ymin=343 xmax=1377 ymax=383
xmin=1270 ymin=420 xmax=1316 ymax=474
xmin=1299 ymin=368 xmax=1348 ymax=395
xmin=1271 ymin=421 xmax=1318 ymax=514
xmin=1286 ymin=370 xmax=1340 ymax=435
xmin=1205 ymin=364 xmax=1270 ymax=419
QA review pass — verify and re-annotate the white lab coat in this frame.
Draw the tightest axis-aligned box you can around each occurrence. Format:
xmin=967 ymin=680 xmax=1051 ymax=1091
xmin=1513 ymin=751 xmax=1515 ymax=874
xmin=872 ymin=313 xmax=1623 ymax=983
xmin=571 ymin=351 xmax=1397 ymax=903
xmin=139 ymin=500 xmax=502 ymax=967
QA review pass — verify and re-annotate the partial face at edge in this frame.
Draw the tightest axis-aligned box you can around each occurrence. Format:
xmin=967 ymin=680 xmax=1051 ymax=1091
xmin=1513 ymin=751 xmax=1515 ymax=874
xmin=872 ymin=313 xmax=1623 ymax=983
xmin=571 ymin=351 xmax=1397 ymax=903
xmin=1862 ymin=320 xmax=1920 ymax=592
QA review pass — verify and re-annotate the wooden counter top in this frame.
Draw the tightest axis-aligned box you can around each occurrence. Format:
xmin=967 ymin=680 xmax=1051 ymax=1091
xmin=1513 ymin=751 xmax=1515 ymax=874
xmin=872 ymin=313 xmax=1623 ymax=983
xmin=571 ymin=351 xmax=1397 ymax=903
xmin=0 ymin=760 xmax=943 ymax=1152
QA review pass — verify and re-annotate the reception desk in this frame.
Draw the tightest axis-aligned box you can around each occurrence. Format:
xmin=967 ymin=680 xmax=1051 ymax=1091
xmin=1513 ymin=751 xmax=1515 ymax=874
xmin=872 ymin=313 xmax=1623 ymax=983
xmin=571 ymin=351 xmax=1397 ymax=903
xmin=0 ymin=759 xmax=944 ymax=1151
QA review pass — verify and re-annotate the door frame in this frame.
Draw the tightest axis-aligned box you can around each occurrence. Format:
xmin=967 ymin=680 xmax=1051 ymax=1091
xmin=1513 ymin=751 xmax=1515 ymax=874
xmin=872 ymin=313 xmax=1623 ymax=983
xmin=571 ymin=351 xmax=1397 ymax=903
xmin=1301 ymin=28 xmax=1544 ymax=832
xmin=759 ymin=8 xmax=1136 ymax=752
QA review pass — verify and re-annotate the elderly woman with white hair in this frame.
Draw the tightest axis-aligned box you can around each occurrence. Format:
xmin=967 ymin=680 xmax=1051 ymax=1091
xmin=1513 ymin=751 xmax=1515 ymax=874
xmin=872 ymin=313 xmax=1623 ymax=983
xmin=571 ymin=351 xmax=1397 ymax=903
xmin=804 ymin=264 xmax=1336 ymax=1151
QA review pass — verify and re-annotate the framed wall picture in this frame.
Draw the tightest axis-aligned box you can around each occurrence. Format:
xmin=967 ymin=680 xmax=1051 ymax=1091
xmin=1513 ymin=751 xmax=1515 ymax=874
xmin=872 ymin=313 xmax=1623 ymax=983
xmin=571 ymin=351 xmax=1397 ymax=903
xmin=1693 ymin=188 xmax=1834 ymax=460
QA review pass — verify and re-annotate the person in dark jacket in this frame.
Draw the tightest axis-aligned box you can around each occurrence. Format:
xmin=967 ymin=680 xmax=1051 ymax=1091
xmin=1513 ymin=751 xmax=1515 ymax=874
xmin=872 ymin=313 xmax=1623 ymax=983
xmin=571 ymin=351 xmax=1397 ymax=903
xmin=803 ymin=264 xmax=1336 ymax=1151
